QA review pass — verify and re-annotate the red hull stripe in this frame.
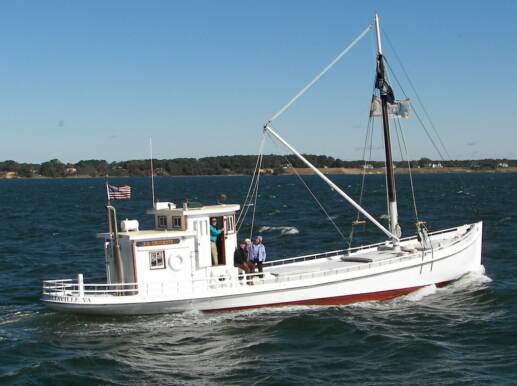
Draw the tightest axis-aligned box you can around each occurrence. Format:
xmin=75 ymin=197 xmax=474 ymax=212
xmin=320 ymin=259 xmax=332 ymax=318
xmin=206 ymin=280 xmax=454 ymax=312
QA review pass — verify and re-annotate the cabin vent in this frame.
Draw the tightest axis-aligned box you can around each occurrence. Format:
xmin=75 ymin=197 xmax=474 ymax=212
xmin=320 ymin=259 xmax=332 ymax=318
xmin=121 ymin=219 xmax=139 ymax=232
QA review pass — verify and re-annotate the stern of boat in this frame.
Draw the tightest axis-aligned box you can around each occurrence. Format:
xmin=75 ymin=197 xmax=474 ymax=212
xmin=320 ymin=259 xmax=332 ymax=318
xmin=41 ymin=276 xmax=139 ymax=313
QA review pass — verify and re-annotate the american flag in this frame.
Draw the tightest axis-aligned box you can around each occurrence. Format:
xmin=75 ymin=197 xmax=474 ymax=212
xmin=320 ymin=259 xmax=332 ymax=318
xmin=107 ymin=184 xmax=131 ymax=200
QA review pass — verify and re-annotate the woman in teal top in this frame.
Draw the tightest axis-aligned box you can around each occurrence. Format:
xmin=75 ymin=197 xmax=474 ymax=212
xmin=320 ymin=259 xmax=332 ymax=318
xmin=210 ymin=218 xmax=223 ymax=265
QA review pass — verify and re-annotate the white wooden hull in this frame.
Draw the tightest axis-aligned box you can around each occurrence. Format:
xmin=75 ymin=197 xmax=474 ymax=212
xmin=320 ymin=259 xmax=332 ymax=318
xmin=42 ymin=222 xmax=483 ymax=315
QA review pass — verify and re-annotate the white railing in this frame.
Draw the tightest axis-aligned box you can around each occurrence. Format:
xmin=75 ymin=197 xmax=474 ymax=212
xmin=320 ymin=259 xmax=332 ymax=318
xmin=262 ymin=224 xmax=468 ymax=268
xmin=43 ymin=278 xmax=138 ymax=297
xmin=42 ymin=225 xmax=472 ymax=302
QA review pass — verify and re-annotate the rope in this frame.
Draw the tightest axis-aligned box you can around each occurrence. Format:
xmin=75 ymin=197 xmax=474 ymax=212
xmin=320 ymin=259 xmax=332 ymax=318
xmin=348 ymin=77 xmax=377 ymax=248
xmin=382 ymin=30 xmax=454 ymax=162
xmin=384 ymin=56 xmax=467 ymax=192
xmin=348 ymin=111 xmax=375 ymax=248
xmin=269 ymin=23 xmax=373 ymax=123
xmin=264 ymin=133 xmax=348 ymax=243
xmin=394 ymin=118 xmax=419 ymax=222
xmin=383 ymin=59 xmax=445 ymax=160
xmin=276 ymin=146 xmax=348 ymax=244
xmin=249 ymin=152 xmax=263 ymax=240
xmin=236 ymin=133 xmax=266 ymax=230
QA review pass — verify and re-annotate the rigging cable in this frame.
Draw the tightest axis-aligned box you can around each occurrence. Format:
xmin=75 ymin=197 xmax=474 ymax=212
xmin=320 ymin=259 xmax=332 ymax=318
xmin=347 ymin=72 xmax=378 ymax=248
xmin=283 ymin=145 xmax=347 ymax=242
xmin=236 ymin=133 xmax=266 ymax=231
xmin=248 ymin=151 xmax=264 ymax=240
xmin=393 ymin=117 xmax=420 ymax=222
xmin=269 ymin=138 xmax=348 ymax=244
xmin=348 ymin=114 xmax=375 ymax=248
xmin=268 ymin=23 xmax=373 ymax=123
xmin=382 ymin=30 xmax=455 ymax=162
xmin=384 ymin=59 xmax=445 ymax=160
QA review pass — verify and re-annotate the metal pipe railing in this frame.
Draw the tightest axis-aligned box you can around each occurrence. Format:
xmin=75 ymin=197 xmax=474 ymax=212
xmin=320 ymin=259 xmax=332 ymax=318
xmin=43 ymin=225 xmax=472 ymax=300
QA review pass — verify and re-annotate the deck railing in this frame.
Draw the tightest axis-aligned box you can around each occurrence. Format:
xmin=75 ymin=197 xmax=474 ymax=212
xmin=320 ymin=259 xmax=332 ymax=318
xmin=43 ymin=276 xmax=138 ymax=297
xmin=262 ymin=224 xmax=468 ymax=268
xmin=42 ymin=224 xmax=472 ymax=302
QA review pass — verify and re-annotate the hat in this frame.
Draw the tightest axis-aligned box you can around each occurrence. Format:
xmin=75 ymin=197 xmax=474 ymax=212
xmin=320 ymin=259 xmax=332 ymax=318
xmin=255 ymin=235 xmax=263 ymax=242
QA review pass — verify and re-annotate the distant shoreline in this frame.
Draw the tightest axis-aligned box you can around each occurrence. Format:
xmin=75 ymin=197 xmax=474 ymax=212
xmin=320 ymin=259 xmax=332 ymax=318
xmin=284 ymin=166 xmax=517 ymax=175
xmin=2 ymin=166 xmax=517 ymax=179
xmin=2 ymin=156 xmax=515 ymax=179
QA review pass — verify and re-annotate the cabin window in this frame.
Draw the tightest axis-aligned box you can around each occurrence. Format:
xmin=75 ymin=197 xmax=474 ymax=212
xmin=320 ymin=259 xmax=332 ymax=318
xmin=171 ymin=216 xmax=182 ymax=229
xmin=149 ymin=250 xmax=165 ymax=269
xmin=157 ymin=216 xmax=167 ymax=228
xmin=225 ymin=215 xmax=236 ymax=234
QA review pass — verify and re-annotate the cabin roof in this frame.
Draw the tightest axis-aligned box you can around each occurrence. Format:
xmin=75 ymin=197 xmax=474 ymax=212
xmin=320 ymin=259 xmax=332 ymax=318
xmin=97 ymin=229 xmax=197 ymax=240
xmin=147 ymin=203 xmax=240 ymax=217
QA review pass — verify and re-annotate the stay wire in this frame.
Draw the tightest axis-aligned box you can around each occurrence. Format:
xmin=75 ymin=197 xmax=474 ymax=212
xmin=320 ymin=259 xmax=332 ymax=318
xmin=269 ymin=23 xmax=373 ymax=123
xmin=382 ymin=29 xmax=454 ymax=162
xmin=394 ymin=117 xmax=420 ymax=222
xmin=268 ymin=132 xmax=348 ymax=244
xmin=384 ymin=56 xmax=467 ymax=193
xmin=348 ymin=69 xmax=378 ymax=248
xmin=381 ymin=37 xmax=467 ymax=191
xmin=347 ymin=116 xmax=374 ymax=248
xmin=249 ymin=152 xmax=264 ymax=240
xmin=384 ymin=59 xmax=446 ymax=160
xmin=237 ymin=133 xmax=266 ymax=231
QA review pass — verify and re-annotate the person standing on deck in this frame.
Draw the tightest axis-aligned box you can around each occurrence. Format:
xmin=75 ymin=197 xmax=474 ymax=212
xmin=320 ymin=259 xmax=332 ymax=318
xmin=251 ymin=236 xmax=266 ymax=278
xmin=234 ymin=240 xmax=252 ymax=282
xmin=210 ymin=218 xmax=223 ymax=265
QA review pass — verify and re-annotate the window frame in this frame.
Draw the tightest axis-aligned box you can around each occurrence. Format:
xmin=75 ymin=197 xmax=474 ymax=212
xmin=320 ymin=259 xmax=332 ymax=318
xmin=171 ymin=216 xmax=182 ymax=229
xmin=224 ymin=215 xmax=236 ymax=234
xmin=149 ymin=250 xmax=166 ymax=270
xmin=157 ymin=215 xmax=168 ymax=229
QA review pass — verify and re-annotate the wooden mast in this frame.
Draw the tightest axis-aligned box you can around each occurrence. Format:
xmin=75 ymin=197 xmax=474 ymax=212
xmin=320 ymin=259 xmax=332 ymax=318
xmin=374 ymin=14 xmax=401 ymax=244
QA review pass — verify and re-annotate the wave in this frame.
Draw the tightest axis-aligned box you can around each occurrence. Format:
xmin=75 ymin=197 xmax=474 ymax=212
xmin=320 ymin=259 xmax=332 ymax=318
xmin=403 ymin=284 xmax=437 ymax=301
xmin=257 ymin=226 xmax=300 ymax=235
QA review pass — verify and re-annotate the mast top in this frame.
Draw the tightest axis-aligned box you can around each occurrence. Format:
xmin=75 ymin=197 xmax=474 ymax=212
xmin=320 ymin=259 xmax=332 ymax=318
xmin=374 ymin=13 xmax=383 ymax=55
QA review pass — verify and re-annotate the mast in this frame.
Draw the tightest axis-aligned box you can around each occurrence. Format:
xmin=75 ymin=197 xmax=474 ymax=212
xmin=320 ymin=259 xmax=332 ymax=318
xmin=150 ymin=137 xmax=156 ymax=207
xmin=374 ymin=14 xmax=401 ymax=244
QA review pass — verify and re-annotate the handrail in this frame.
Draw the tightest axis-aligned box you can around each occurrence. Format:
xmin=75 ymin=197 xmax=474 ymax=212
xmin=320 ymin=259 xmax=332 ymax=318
xmin=42 ymin=224 xmax=473 ymax=301
xmin=262 ymin=224 xmax=467 ymax=268
xmin=43 ymin=281 xmax=139 ymax=296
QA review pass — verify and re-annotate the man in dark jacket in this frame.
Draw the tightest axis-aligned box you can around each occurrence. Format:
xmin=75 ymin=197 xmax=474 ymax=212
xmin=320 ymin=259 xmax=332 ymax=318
xmin=234 ymin=240 xmax=252 ymax=282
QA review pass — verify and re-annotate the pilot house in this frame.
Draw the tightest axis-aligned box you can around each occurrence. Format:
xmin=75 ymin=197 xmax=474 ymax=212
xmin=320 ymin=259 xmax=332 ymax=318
xmin=99 ymin=202 xmax=240 ymax=292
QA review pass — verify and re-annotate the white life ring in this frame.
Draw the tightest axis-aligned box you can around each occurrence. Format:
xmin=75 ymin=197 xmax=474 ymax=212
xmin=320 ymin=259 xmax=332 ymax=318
xmin=169 ymin=255 xmax=184 ymax=272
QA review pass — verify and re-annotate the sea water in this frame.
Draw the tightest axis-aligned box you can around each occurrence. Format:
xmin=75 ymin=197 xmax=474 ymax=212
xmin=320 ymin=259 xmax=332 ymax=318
xmin=0 ymin=173 xmax=516 ymax=385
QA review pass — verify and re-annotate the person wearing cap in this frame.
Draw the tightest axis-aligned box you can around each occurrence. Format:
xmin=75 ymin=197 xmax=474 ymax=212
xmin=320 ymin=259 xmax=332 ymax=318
xmin=234 ymin=240 xmax=252 ymax=282
xmin=210 ymin=218 xmax=223 ymax=265
xmin=250 ymin=235 xmax=266 ymax=278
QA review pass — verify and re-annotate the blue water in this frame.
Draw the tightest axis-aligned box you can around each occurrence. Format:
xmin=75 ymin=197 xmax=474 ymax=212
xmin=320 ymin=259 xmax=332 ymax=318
xmin=1 ymin=174 xmax=516 ymax=385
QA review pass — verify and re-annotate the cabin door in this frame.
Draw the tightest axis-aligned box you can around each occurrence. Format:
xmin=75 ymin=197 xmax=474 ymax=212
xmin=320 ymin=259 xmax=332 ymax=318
xmin=193 ymin=219 xmax=211 ymax=268
xmin=214 ymin=217 xmax=226 ymax=265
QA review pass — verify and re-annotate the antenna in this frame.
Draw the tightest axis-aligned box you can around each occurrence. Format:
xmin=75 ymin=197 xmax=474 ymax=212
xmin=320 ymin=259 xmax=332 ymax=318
xmin=149 ymin=137 xmax=156 ymax=207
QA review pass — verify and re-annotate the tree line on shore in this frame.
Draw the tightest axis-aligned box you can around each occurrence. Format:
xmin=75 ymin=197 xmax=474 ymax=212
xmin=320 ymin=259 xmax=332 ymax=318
xmin=0 ymin=156 xmax=515 ymax=178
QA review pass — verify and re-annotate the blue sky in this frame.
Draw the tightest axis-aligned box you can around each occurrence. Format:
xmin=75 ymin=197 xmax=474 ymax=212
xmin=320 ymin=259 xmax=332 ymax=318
xmin=0 ymin=0 xmax=515 ymax=163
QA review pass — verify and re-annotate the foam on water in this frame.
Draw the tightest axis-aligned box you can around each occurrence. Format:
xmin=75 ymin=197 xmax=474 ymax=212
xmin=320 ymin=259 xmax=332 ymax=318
xmin=403 ymin=284 xmax=438 ymax=301
xmin=257 ymin=225 xmax=300 ymax=235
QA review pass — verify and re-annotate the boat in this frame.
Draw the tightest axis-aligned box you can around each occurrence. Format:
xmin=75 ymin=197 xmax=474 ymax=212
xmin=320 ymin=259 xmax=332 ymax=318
xmin=42 ymin=14 xmax=483 ymax=315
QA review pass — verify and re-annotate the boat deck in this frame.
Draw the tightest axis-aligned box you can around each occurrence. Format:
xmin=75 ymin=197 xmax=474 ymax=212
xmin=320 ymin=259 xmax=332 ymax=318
xmin=266 ymin=249 xmax=400 ymax=277
xmin=264 ymin=228 xmax=463 ymax=278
